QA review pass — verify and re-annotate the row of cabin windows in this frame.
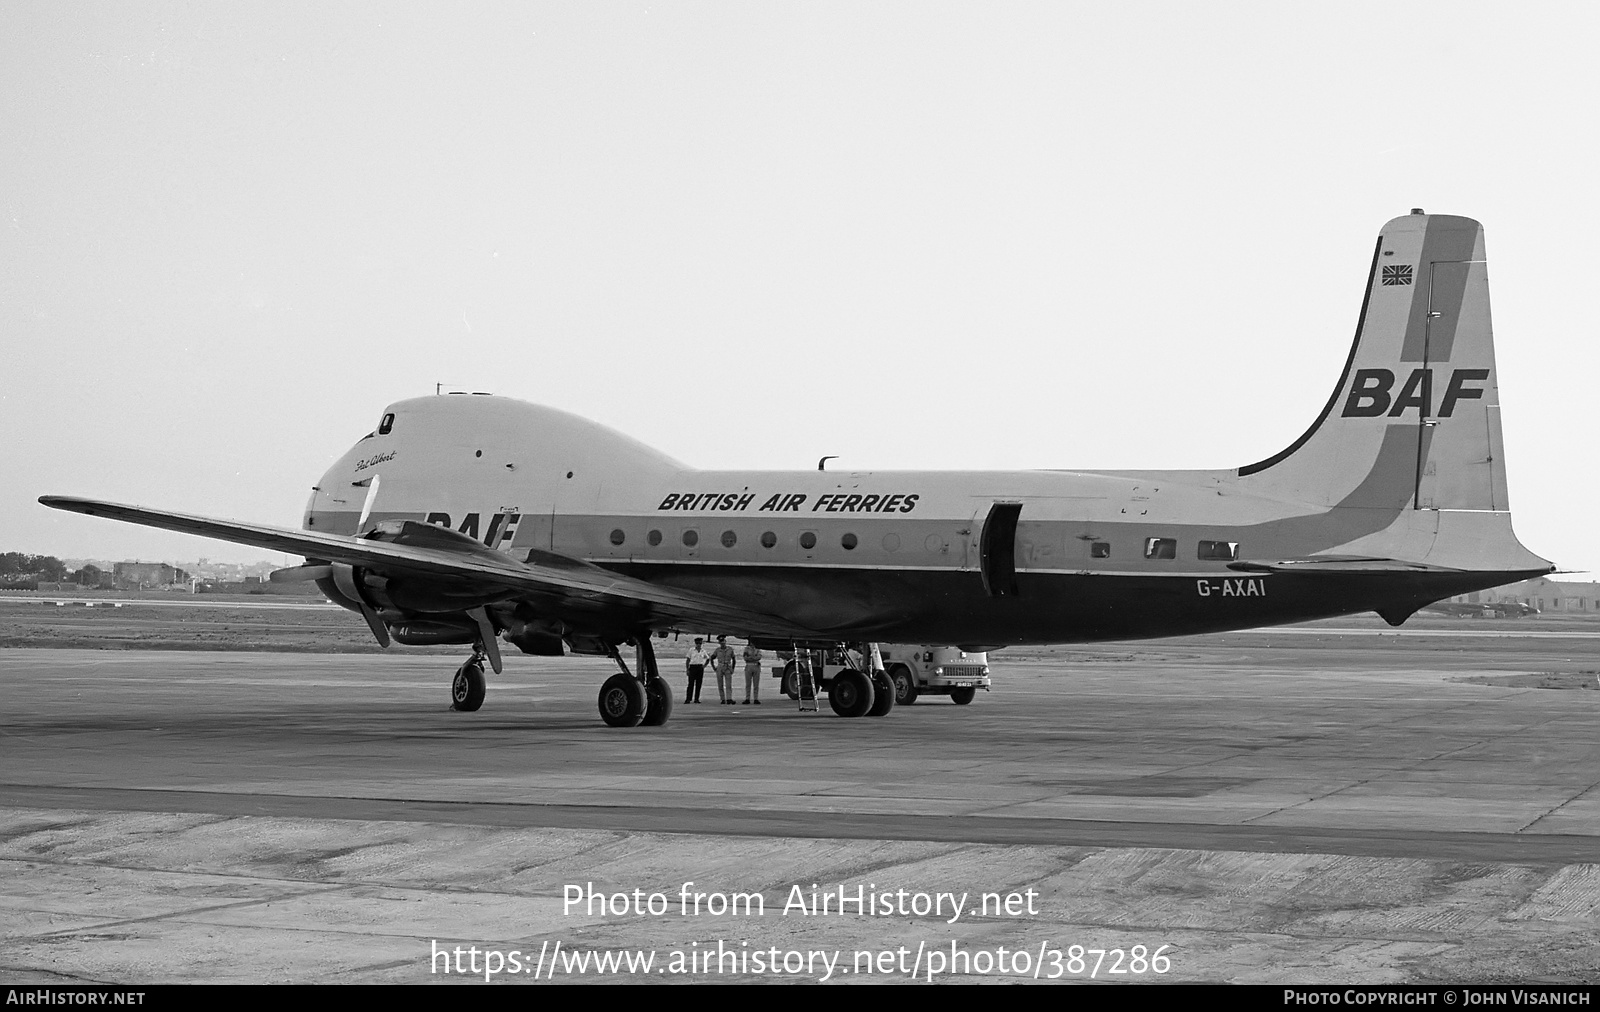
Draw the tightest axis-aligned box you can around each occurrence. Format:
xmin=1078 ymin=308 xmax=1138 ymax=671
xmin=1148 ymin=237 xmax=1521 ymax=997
xmin=1153 ymin=538 xmax=1239 ymax=561
xmin=1092 ymin=538 xmax=1239 ymax=561
xmin=619 ymin=529 xmax=851 ymax=551
xmin=608 ymin=528 xmax=1239 ymax=562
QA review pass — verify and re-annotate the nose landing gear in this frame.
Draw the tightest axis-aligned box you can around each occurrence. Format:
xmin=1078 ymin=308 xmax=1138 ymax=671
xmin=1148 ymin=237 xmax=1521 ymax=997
xmin=449 ymin=610 xmax=502 ymax=712
xmin=450 ymin=649 xmax=488 ymax=712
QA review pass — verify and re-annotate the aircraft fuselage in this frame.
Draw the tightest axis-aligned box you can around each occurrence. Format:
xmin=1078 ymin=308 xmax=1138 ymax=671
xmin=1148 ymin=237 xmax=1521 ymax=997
xmin=304 ymin=393 xmax=1544 ymax=646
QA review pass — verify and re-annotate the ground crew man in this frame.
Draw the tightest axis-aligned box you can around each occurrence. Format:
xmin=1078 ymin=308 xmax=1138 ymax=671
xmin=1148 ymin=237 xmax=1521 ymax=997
xmin=684 ymin=638 xmax=710 ymax=704
xmin=712 ymin=635 xmax=738 ymax=704
xmin=742 ymin=641 xmax=763 ymax=704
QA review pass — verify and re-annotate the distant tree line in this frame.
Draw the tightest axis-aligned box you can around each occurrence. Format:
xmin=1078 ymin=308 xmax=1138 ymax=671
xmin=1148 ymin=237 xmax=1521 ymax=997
xmin=0 ymin=553 xmax=104 ymax=588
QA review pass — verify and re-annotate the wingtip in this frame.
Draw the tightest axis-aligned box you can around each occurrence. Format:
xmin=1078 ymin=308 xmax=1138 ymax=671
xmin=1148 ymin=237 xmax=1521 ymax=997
xmin=38 ymin=495 xmax=107 ymax=516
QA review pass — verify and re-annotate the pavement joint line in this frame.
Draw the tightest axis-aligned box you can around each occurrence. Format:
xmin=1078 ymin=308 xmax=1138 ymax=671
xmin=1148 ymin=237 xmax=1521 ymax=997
xmin=955 ymin=800 xmax=1046 ymax=818
xmin=31 ymin=882 xmax=360 ymax=938
xmin=345 ymin=957 xmax=431 ymax=975
xmin=0 ymin=854 xmax=337 ymax=883
xmin=5 ymin=852 xmax=194 ymax=879
xmin=1239 ymin=800 xmax=1312 ymax=825
xmin=35 ymin=920 xmax=457 ymax=947
xmin=0 ymin=966 xmax=104 ymax=986
xmin=1515 ymin=777 xmax=1600 ymax=834
xmin=1 ymin=850 xmax=660 ymax=900
xmin=1238 ymin=776 xmax=1384 ymax=825
xmin=1156 ymin=755 xmax=1244 ymax=776
xmin=1424 ymin=707 xmax=1573 ymax=765
xmin=1347 ymin=695 xmax=1496 ymax=742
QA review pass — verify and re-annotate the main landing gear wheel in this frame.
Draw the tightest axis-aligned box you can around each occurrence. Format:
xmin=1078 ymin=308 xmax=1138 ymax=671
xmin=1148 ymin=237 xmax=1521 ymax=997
xmin=781 ymin=662 xmax=800 ymax=700
xmin=950 ymin=686 xmax=977 ymax=706
xmin=828 ymin=668 xmax=874 ymax=718
xmin=890 ymin=666 xmax=918 ymax=706
xmin=867 ymin=669 xmax=895 ymax=717
xmin=598 ymin=672 xmax=648 ymax=727
xmin=450 ymin=660 xmax=486 ymax=712
xmin=641 ymin=677 xmax=674 ymax=727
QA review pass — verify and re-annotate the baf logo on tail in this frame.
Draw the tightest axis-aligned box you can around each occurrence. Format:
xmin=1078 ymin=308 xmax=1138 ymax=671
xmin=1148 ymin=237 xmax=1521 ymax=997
xmin=1341 ymin=368 xmax=1489 ymax=418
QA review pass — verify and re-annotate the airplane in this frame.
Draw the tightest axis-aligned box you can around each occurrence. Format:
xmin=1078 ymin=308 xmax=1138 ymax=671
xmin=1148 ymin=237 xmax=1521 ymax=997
xmin=41 ymin=210 xmax=1554 ymax=726
xmin=1421 ymin=600 xmax=1539 ymax=619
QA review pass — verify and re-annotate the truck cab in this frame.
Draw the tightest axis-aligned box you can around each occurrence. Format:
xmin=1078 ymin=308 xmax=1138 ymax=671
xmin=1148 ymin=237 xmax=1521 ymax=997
xmin=878 ymin=644 xmax=991 ymax=705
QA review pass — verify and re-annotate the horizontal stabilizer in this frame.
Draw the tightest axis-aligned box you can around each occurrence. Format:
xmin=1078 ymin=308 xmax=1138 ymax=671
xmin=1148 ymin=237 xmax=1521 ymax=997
xmin=269 ymin=564 xmax=333 ymax=583
xmin=1228 ymin=556 xmax=1466 ymax=574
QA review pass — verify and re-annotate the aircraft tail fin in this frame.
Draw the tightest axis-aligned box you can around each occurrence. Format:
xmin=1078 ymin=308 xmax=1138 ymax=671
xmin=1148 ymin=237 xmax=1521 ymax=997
xmin=1238 ymin=211 xmax=1509 ymax=513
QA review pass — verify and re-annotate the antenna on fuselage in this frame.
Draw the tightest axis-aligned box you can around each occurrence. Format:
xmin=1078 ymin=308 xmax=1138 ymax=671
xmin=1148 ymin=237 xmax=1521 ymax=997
xmin=818 ymin=455 xmax=838 ymax=471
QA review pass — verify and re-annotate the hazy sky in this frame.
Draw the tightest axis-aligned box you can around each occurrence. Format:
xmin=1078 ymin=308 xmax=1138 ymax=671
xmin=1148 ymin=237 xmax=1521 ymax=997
xmin=4 ymin=2 xmax=1597 ymax=577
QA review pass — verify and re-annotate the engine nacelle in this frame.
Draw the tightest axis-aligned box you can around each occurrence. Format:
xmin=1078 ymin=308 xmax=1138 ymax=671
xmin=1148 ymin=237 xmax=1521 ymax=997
xmin=317 ymin=561 xmax=502 ymax=616
xmin=383 ymin=578 xmax=510 ymax=614
xmin=316 ymin=564 xmax=372 ymax=615
xmin=501 ymin=606 xmax=567 ymax=656
xmin=509 ymin=632 xmax=565 ymax=656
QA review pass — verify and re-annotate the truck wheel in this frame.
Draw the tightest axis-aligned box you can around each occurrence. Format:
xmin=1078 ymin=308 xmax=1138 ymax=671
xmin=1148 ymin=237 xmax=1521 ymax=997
xmin=890 ymin=666 xmax=918 ymax=706
xmin=949 ymin=686 xmax=976 ymax=706
xmin=781 ymin=662 xmax=800 ymax=700
xmin=828 ymin=669 xmax=873 ymax=718
xmin=867 ymin=669 xmax=895 ymax=716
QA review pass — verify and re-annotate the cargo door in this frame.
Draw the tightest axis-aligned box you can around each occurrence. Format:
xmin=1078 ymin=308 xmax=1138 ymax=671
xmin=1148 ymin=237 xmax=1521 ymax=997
xmin=978 ymin=502 xmax=1022 ymax=597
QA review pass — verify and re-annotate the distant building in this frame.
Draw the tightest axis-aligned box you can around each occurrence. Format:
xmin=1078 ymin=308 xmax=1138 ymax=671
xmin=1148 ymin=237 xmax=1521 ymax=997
xmin=112 ymin=561 xmax=189 ymax=590
xmin=1448 ymin=577 xmax=1600 ymax=613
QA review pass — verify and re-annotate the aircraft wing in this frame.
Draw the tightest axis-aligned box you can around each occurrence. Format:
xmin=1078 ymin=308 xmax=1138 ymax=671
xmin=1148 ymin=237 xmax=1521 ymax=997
xmin=1227 ymin=556 xmax=1465 ymax=574
xmin=38 ymin=495 xmax=817 ymax=639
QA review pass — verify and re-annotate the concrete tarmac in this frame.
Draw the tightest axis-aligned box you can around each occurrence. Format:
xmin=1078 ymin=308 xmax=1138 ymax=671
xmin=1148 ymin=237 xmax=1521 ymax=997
xmin=2 ymin=629 xmax=1598 ymax=984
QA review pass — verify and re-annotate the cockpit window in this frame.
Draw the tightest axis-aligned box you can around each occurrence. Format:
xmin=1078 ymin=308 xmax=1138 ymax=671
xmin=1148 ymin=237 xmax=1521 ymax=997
xmin=378 ymin=413 xmax=396 ymax=435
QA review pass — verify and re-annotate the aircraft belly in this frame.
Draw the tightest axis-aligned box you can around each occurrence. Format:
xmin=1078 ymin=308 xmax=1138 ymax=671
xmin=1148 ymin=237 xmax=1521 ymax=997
xmin=607 ymin=564 xmax=1549 ymax=645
